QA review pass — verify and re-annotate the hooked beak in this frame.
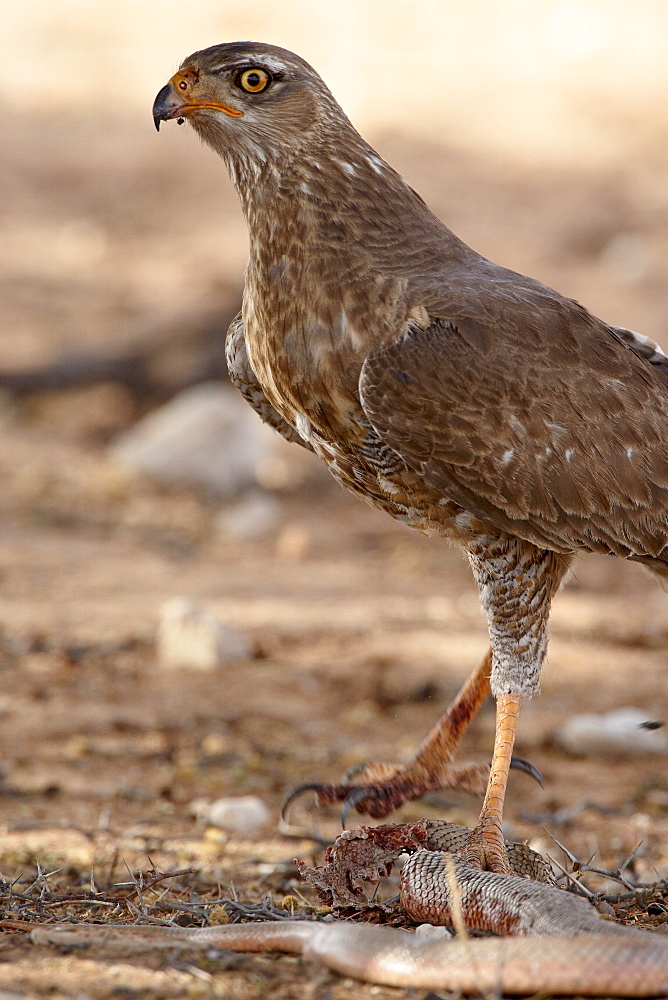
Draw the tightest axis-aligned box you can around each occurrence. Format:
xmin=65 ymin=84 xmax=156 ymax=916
xmin=152 ymin=70 xmax=244 ymax=131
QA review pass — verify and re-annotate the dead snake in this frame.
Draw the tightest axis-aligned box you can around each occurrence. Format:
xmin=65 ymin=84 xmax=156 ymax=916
xmin=27 ymin=821 xmax=668 ymax=996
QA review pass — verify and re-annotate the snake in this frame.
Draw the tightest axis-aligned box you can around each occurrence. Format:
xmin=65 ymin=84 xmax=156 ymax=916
xmin=24 ymin=821 xmax=668 ymax=996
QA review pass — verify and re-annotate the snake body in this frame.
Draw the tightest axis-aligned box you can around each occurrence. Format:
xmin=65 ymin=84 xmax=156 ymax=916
xmin=28 ymin=822 xmax=668 ymax=996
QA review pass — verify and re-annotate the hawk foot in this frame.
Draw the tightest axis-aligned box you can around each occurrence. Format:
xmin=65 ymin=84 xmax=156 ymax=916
xmin=283 ymin=773 xmax=439 ymax=825
xmin=458 ymin=824 xmax=514 ymax=876
xmin=283 ymin=756 xmax=541 ymax=827
xmin=281 ymin=757 xmax=543 ymax=829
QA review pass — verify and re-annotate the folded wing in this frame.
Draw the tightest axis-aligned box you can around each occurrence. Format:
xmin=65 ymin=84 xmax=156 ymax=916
xmin=360 ymin=304 xmax=668 ymax=567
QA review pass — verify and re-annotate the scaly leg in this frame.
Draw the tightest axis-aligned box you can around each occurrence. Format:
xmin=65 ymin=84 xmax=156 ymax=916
xmin=460 ymin=692 xmax=521 ymax=874
xmin=458 ymin=537 xmax=572 ymax=873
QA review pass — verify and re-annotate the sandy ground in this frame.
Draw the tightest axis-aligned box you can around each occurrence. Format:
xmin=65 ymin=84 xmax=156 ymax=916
xmin=1 ymin=86 xmax=668 ymax=998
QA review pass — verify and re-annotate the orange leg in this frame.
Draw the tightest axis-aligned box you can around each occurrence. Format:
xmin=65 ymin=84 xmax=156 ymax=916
xmin=284 ymin=649 xmax=494 ymax=821
xmin=460 ymin=693 xmax=522 ymax=874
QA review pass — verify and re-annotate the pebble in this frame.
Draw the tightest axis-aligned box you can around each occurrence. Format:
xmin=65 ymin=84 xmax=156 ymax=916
xmin=557 ymin=707 xmax=668 ymax=757
xmin=414 ymin=924 xmax=453 ymax=939
xmin=193 ymin=795 xmax=271 ymax=836
xmin=109 ymin=382 xmax=276 ymax=496
xmin=157 ymin=597 xmax=253 ymax=670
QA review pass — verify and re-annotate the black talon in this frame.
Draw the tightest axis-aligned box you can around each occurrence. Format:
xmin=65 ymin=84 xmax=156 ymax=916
xmin=281 ymin=782 xmax=328 ymax=821
xmin=341 ymin=785 xmax=374 ymax=829
xmin=342 ymin=761 xmax=370 ymax=781
xmin=509 ymin=755 xmax=544 ymax=788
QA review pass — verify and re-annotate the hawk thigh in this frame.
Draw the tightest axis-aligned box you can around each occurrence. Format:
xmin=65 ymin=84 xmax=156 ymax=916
xmin=466 ymin=535 xmax=572 ymax=699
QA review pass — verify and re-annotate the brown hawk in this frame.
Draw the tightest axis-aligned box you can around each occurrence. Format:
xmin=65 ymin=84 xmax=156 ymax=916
xmin=153 ymin=42 xmax=668 ymax=872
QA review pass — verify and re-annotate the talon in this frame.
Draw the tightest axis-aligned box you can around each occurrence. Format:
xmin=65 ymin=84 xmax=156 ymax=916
xmin=283 ymin=777 xmax=410 ymax=825
xmin=340 ymin=785 xmax=374 ymax=828
xmin=342 ymin=761 xmax=370 ymax=781
xmin=342 ymin=760 xmax=402 ymax=785
xmin=281 ymin=781 xmax=330 ymax=820
xmin=509 ymin=755 xmax=544 ymax=788
xmin=282 ymin=779 xmax=394 ymax=822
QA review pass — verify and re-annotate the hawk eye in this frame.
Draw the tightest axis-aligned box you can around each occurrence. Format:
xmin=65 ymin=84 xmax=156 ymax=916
xmin=238 ymin=68 xmax=271 ymax=93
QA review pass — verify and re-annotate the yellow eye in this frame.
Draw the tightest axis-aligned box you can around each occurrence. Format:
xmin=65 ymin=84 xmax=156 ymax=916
xmin=239 ymin=68 xmax=270 ymax=93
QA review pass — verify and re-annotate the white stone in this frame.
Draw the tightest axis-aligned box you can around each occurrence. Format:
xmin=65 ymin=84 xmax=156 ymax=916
xmin=110 ymin=382 xmax=277 ymax=497
xmin=194 ymin=795 xmax=271 ymax=836
xmin=414 ymin=923 xmax=453 ymax=939
xmin=557 ymin=707 xmax=668 ymax=757
xmin=157 ymin=597 xmax=253 ymax=670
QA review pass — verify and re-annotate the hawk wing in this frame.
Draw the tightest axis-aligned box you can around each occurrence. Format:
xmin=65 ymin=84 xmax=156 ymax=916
xmin=225 ymin=312 xmax=313 ymax=452
xmin=359 ymin=294 xmax=668 ymax=567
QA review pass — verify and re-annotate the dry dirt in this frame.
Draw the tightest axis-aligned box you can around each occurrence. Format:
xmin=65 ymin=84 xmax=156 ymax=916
xmin=0 ymin=109 xmax=668 ymax=999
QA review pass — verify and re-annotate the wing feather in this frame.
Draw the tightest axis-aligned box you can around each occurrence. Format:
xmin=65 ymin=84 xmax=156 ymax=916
xmin=360 ymin=303 xmax=668 ymax=566
xmin=225 ymin=312 xmax=314 ymax=451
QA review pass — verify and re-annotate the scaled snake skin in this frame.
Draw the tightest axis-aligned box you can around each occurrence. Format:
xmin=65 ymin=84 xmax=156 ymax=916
xmin=29 ymin=821 xmax=668 ymax=996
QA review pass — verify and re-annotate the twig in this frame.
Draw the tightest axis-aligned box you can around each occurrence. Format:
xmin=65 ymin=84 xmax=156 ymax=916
xmin=548 ymin=856 xmax=596 ymax=899
xmin=443 ymin=855 xmax=495 ymax=1000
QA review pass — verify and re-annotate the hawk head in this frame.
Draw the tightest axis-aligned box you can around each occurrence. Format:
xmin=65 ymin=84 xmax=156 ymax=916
xmin=153 ymin=41 xmax=347 ymax=164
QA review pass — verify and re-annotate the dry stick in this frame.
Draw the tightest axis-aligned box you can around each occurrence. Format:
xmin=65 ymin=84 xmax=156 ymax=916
xmin=443 ymin=853 xmax=496 ymax=1000
xmin=577 ymin=842 xmax=645 ymax=892
xmin=549 ymin=856 xmax=597 ymax=899
xmin=107 ymin=848 xmax=120 ymax=888
xmin=548 ymin=830 xmax=649 ymax=903
xmin=0 ymin=919 xmax=42 ymax=933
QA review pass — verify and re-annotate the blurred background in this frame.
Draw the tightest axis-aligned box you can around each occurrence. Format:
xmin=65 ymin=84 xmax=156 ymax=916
xmin=5 ymin=0 xmax=668 ymax=376
xmin=0 ymin=7 xmax=668 ymax=992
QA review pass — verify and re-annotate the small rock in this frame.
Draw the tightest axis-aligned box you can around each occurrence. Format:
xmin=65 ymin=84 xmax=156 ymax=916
xmin=110 ymin=382 xmax=277 ymax=496
xmin=557 ymin=707 xmax=668 ymax=757
xmin=157 ymin=597 xmax=252 ymax=670
xmin=193 ymin=795 xmax=271 ymax=836
xmin=414 ymin=923 xmax=453 ymax=939
xmin=216 ymin=490 xmax=283 ymax=540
